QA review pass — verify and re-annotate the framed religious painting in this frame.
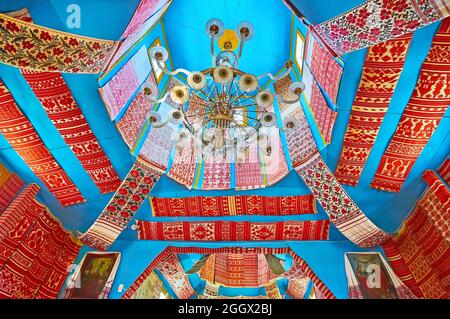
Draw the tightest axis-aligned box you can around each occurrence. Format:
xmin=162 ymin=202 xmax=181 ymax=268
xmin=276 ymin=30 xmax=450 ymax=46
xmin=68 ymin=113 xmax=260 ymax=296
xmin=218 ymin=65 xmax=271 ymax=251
xmin=62 ymin=252 xmax=121 ymax=299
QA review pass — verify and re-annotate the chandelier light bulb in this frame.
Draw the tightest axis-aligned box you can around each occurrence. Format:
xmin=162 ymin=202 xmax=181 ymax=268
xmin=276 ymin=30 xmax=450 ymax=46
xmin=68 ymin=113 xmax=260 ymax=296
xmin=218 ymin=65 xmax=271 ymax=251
xmin=168 ymin=109 xmax=184 ymax=124
xmin=289 ymin=81 xmax=306 ymax=97
xmin=187 ymin=71 xmax=207 ymax=90
xmin=206 ymin=18 xmax=225 ymax=38
xmin=137 ymin=18 xmax=303 ymax=169
xmin=283 ymin=117 xmax=299 ymax=132
xmin=170 ymin=85 xmax=189 ymax=105
xmin=256 ymin=91 xmax=274 ymax=108
xmin=142 ymin=83 xmax=158 ymax=101
xmin=213 ymin=66 xmax=234 ymax=84
xmin=236 ymin=21 xmax=254 ymax=41
xmin=238 ymin=74 xmax=258 ymax=92
xmin=261 ymin=112 xmax=277 ymax=127
xmin=147 ymin=111 xmax=163 ymax=127
xmin=150 ymin=45 xmax=169 ymax=63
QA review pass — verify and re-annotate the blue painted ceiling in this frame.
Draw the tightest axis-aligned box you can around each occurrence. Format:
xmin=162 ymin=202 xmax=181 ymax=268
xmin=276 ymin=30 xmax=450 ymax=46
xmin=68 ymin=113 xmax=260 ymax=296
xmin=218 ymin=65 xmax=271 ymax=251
xmin=0 ymin=0 xmax=448 ymax=234
xmin=163 ymin=0 xmax=292 ymax=76
xmin=0 ymin=0 xmax=449 ymax=298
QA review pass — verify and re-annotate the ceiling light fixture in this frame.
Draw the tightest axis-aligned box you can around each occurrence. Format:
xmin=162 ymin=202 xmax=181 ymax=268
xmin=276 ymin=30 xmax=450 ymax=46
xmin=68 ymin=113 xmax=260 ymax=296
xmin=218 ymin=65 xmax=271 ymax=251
xmin=143 ymin=18 xmax=305 ymax=158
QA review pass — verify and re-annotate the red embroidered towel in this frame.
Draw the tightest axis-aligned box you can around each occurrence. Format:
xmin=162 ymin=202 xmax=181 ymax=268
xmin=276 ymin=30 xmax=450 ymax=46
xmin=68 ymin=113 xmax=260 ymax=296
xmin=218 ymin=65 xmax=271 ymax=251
xmin=0 ymin=81 xmax=84 ymax=206
xmin=335 ymin=33 xmax=413 ymax=186
xmin=150 ymin=194 xmax=316 ymax=217
xmin=21 ymin=70 xmax=121 ymax=194
xmin=156 ymin=253 xmax=196 ymax=299
xmin=79 ymin=157 xmax=163 ymax=250
xmin=137 ymin=220 xmax=330 ymax=241
xmin=312 ymin=0 xmax=450 ymax=55
xmin=372 ymin=19 xmax=450 ymax=192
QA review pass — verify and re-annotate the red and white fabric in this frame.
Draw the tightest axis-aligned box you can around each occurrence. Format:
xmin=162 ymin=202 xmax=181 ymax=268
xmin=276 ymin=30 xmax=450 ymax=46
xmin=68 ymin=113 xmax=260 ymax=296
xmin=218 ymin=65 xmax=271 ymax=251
xmin=79 ymin=157 xmax=163 ymax=250
xmin=136 ymin=220 xmax=330 ymax=241
xmin=100 ymin=45 xmax=151 ymax=120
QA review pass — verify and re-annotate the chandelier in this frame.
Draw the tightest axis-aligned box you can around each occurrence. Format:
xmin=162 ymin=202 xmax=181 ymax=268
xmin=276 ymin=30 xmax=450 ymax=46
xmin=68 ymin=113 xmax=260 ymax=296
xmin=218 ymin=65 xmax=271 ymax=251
xmin=143 ymin=18 xmax=305 ymax=158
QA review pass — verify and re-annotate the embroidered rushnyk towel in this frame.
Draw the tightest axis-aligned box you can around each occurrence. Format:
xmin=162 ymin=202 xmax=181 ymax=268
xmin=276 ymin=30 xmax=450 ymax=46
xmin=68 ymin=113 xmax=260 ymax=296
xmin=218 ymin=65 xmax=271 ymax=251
xmin=437 ymin=156 xmax=450 ymax=184
xmin=167 ymin=136 xmax=197 ymax=189
xmin=283 ymin=260 xmax=310 ymax=299
xmin=21 ymin=69 xmax=121 ymax=194
xmin=312 ymin=0 xmax=450 ymax=56
xmin=100 ymin=45 xmax=151 ymax=120
xmin=4 ymin=9 xmax=121 ymax=194
xmin=264 ymin=280 xmax=283 ymax=299
xmin=156 ymin=253 xmax=196 ymax=299
xmin=235 ymin=138 xmax=264 ymax=190
xmin=136 ymin=220 xmax=330 ymax=241
xmin=277 ymin=76 xmax=390 ymax=247
xmin=79 ymin=157 xmax=164 ymax=250
xmin=198 ymin=254 xmax=277 ymax=288
xmin=0 ymin=184 xmax=41 ymax=264
xmin=304 ymin=31 xmax=343 ymax=104
xmin=139 ymin=124 xmax=176 ymax=170
xmin=371 ymin=18 xmax=450 ymax=192
xmin=102 ymin=1 xmax=172 ymax=72
xmin=201 ymin=158 xmax=232 ymax=190
xmin=0 ymin=81 xmax=84 ymax=206
xmin=421 ymin=170 xmax=450 ymax=243
xmin=121 ymin=246 xmax=335 ymax=299
xmin=335 ymin=33 xmax=413 ymax=186
xmin=0 ymin=10 xmax=117 ymax=73
xmin=274 ymin=73 xmax=337 ymax=145
xmin=381 ymin=171 xmax=450 ymax=298
xmin=0 ymin=163 xmax=24 ymax=213
xmin=121 ymin=0 xmax=170 ymax=39
xmin=260 ymin=101 xmax=290 ymax=186
xmin=116 ymin=73 xmax=157 ymax=149
xmin=201 ymin=281 xmax=220 ymax=299
xmin=150 ymin=194 xmax=316 ymax=217
xmin=0 ymin=184 xmax=81 ymax=299
xmin=167 ymin=94 xmax=204 ymax=188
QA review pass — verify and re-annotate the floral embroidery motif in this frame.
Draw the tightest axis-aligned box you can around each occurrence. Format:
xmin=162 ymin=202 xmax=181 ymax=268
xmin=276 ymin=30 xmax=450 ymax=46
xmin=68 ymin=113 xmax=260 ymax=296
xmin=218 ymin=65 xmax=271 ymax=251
xmin=312 ymin=0 xmax=447 ymax=55
xmin=0 ymin=13 xmax=118 ymax=73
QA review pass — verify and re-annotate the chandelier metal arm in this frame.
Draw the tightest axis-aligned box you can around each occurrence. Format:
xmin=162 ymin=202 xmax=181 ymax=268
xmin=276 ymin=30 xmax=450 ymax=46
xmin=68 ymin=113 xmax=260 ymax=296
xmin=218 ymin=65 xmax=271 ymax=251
xmin=155 ymin=59 xmax=191 ymax=77
xmin=210 ymin=36 xmax=216 ymax=67
xmin=228 ymin=90 xmax=252 ymax=105
xmin=232 ymin=103 xmax=257 ymax=109
xmin=147 ymin=90 xmax=171 ymax=104
xmin=230 ymin=92 xmax=257 ymax=106
xmin=256 ymin=62 xmax=293 ymax=82
xmin=275 ymin=94 xmax=300 ymax=105
xmin=235 ymin=39 xmax=245 ymax=68
xmin=142 ymin=20 xmax=307 ymax=160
